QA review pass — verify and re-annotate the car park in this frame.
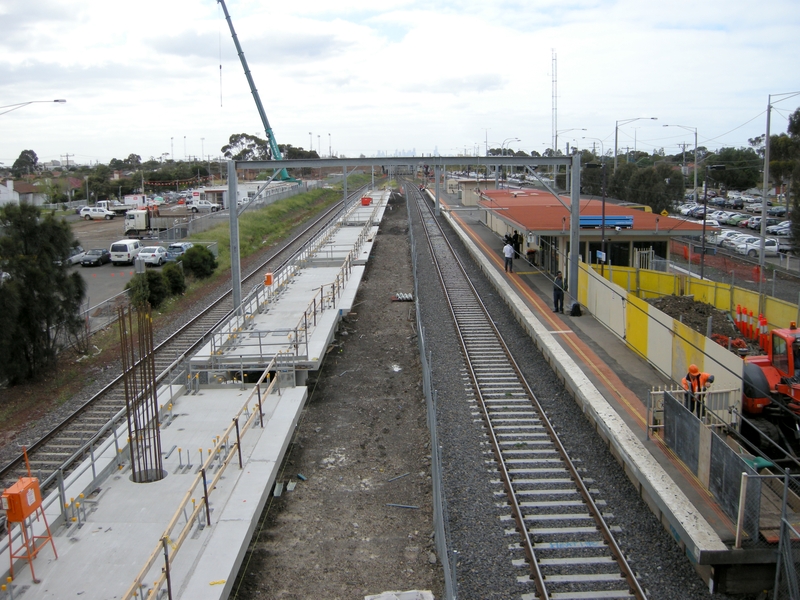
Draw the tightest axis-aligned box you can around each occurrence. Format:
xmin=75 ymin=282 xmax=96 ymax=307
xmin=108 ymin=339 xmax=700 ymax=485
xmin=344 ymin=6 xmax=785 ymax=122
xmin=736 ymin=237 xmax=780 ymax=257
xmin=79 ymin=206 xmax=115 ymax=220
xmin=80 ymin=248 xmax=112 ymax=267
xmin=138 ymin=246 xmax=168 ymax=266
xmin=165 ymin=242 xmax=193 ymax=261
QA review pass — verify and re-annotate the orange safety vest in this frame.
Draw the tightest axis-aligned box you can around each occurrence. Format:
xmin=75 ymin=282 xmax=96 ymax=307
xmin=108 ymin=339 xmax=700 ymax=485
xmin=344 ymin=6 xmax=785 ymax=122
xmin=682 ymin=372 xmax=711 ymax=394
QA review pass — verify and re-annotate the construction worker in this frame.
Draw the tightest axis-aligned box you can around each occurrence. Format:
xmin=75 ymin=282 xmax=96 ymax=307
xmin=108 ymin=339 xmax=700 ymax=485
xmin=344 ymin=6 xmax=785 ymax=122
xmin=681 ymin=364 xmax=714 ymax=418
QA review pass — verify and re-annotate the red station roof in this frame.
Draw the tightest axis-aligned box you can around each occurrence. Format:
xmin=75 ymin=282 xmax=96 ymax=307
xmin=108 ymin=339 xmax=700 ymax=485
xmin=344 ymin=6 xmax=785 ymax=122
xmin=477 ymin=188 xmax=711 ymax=236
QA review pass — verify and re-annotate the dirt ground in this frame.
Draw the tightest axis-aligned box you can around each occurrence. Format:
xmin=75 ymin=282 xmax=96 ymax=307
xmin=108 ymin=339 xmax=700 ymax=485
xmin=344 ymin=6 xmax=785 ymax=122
xmin=228 ymin=193 xmax=443 ymax=599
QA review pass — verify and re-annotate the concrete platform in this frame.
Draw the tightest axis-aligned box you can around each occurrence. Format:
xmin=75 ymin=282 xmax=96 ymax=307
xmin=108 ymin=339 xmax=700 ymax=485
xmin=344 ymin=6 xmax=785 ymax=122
xmin=2 ymin=381 xmax=307 ymax=600
xmin=0 ymin=189 xmax=391 ymax=600
xmin=191 ymin=190 xmax=390 ymax=375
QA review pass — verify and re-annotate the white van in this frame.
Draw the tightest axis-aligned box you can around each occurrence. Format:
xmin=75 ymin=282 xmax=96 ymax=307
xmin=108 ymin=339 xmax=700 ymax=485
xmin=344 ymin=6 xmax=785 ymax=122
xmin=110 ymin=239 xmax=142 ymax=266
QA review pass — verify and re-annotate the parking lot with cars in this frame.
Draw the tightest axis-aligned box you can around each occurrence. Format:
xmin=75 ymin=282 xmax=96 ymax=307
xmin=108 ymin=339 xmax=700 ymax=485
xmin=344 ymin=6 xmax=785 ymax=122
xmin=674 ymin=192 xmax=794 ymax=275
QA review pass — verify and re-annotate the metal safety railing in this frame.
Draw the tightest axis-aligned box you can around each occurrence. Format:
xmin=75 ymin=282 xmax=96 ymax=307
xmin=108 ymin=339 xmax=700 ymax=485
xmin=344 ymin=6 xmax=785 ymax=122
xmin=647 ymin=385 xmax=742 ymax=432
xmin=201 ymin=193 xmax=378 ymax=369
xmin=121 ymin=359 xmax=280 ymax=600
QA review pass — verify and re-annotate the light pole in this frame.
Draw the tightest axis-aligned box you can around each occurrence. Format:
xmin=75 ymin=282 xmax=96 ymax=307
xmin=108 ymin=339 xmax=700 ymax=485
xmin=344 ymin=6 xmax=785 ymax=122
xmin=0 ymin=99 xmax=66 ymax=117
xmin=171 ymin=137 xmax=174 ymax=161
xmin=663 ymin=124 xmax=698 ymax=201
xmin=701 ymin=165 xmax=726 ymax=279
xmin=201 ymin=138 xmax=205 ymax=162
xmin=328 ymin=133 xmax=331 ymax=158
xmin=614 ymin=117 xmax=657 ymax=171
xmin=584 ymin=138 xmax=608 ymax=274
xmin=482 ymin=128 xmax=491 ymax=156
xmin=317 ymin=134 xmax=320 ymax=157
xmin=84 ymin=176 xmax=89 ymax=204
xmin=309 ymin=132 xmax=312 ymax=152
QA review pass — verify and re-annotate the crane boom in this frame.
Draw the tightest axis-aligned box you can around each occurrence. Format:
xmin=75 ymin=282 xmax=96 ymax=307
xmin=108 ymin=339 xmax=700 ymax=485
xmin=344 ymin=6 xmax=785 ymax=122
xmin=217 ymin=0 xmax=289 ymax=179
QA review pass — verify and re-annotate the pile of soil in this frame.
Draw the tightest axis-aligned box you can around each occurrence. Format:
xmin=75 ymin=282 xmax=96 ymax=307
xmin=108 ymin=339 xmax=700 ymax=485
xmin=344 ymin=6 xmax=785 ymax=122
xmin=645 ymin=295 xmax=761 ymax=354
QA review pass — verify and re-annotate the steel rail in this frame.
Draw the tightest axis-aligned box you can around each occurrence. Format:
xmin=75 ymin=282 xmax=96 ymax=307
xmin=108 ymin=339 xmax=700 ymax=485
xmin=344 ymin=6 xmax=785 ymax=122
xmin=408 ymin=181 xmax=646 ymax=600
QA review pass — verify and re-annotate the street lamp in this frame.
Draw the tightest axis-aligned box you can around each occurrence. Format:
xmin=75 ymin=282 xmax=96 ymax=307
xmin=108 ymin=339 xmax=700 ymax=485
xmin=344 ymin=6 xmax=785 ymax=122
xmin=0 ymin=99 xmax=66 ymax=117
xmin=328 ymin=133 xmax=331 ymax=158
xmin=614 ymin=117 xmax=657 ymax=171
xmin=663 ymin=124 xmax=698 ymax=201
xmin=554 ymin=128 xmax=586 ymax=156
xmin=701 ymin=165 xmax=726 ymax=279
xmin=501 ymin=137 xmax=520 ymax=156
xmin=309 ymin=132 xmax=312 ymax=152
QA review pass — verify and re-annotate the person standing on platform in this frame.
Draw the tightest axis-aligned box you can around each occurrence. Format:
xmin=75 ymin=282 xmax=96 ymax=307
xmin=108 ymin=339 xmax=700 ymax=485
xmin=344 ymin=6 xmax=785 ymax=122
xmin=503 ymin=240 xmax=514 ymax=273
xmin=682 ymin=364 xmax=714 ymax=418
xmin=553 ymin=271 xmax=565 ymax=313
xmin=512 ymin=230 xmax=522 ymax=258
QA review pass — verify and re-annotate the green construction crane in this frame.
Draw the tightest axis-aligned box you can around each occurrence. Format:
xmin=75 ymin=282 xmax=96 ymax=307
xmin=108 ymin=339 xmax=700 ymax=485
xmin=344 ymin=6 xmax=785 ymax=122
xmin=218 ymin=0 xmax=291 ymax=180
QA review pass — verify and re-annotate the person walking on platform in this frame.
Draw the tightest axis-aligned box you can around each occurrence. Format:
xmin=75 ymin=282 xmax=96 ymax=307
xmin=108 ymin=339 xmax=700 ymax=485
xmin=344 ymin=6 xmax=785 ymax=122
xmin=681 ymin=364 xmax=714 ymax=418
xmin=553 ymin=271 xmax=565 ymax=313
xmin=503 ymin=240 xmax=514 ymax=273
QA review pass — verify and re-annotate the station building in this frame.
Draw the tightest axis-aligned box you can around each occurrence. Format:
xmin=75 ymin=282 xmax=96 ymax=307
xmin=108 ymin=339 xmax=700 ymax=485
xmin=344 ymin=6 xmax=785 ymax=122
xmin=455 ymin=181 xmax=710 ymax=275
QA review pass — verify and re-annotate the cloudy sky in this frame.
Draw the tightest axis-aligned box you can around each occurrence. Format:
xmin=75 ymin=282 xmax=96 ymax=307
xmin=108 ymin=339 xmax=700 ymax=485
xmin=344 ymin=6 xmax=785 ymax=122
xmin=1 ymin=0 xmax=799 ymax=167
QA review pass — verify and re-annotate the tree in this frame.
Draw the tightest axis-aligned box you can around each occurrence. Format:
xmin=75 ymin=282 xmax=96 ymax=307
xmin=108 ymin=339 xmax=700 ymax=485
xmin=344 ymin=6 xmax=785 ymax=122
xmin=0 ymin=203 xmax=86 ymax=385
xmin=706 ymin=147 xmax=761 ymax=190
xmin=608 ymin=162 xmax=637 ymax=201
xmin=11 ymin=149 xmax=38 ymax=178
xmin=222 ymin=133 xmax=269 ymax=161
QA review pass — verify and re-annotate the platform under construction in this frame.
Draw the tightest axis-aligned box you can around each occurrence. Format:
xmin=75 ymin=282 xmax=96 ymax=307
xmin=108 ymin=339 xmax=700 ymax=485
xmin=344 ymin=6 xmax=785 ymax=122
xmin=0 ymin=189 xmax=390 ymax=599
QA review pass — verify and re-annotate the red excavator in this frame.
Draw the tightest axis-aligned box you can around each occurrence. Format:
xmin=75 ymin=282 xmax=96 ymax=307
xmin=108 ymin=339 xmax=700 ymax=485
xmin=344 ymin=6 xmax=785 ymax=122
xmin=741 ymin=323 xmax=800 ymax=461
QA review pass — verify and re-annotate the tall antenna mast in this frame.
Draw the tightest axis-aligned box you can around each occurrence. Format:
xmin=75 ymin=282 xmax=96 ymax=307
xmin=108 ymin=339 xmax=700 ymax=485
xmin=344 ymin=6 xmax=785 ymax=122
xmin=551 ymin=49 xmax=557 ymax=154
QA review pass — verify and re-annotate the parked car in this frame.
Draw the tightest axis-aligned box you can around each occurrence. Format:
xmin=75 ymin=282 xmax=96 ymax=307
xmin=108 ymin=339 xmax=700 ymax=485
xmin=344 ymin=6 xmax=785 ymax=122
xmin=724 ymin=197 xmax=744 ymax=209
xmin=66 ymin=245 xmax=85 ymax=265
xmin=74 ymin=204 xmax=87 ymax=214
xmin=680 ymin=204 xmax=698 ymax=216
xmin=79 ymin=206 xmax=115 ymax=220
xmin=138 ymin=246 xmax=168 ymax=266
xmin=767 ymin=205 xmax=787 ymax=217
xmin=738 ymin=217 xmax=755 ymax=228
xmin=774 ymin=225 xmax=791 ymax=237
xmin=110 ymin=239 xmax=142 ymax=266
xmin=721 ymin=233 xmax=754 ymax=250
xmin=708 ymin=230 xmax=741 ymax=246
xmin=726 ymin=213 xmax=749 ymax=226
xmin=767 ymin=220 xmax=791 ymax=234
xmin=190 ymin=199 xmax=220 ymax=213
xmin=80 ymin=248 xmax=112 ymax=267
xmin=165 ymin=242 xmax=194 ymax=262
xmin=747 ymin=216 xmax=762 ymax=230
xmin=736 ymin=237 xmax=780 ymax=258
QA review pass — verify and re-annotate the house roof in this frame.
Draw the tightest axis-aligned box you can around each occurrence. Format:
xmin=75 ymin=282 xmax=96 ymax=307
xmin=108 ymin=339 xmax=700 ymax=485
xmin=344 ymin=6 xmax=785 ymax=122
xmin=13 ymin=182 xmax=38 ymax=194
xmin=477 ymin=188 xmax=711 ymax=236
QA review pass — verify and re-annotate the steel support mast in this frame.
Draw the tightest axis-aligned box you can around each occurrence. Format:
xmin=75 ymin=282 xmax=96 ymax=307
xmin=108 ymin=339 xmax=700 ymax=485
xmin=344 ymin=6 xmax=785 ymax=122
xmin=218 ymin=0 xmax=290 ymax=180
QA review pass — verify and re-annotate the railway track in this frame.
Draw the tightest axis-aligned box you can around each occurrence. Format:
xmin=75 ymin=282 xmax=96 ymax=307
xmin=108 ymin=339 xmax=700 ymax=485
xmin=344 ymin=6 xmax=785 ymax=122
xmin=0 ymin=185 xmax=370 ymax=493
xmin=408 ymin=182 xmax=647 ymax=600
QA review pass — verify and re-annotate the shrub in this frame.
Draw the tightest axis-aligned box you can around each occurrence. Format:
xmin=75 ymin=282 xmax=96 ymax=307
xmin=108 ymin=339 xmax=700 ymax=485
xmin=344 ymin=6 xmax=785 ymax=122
xmin=125 ymin=270 xmax=170 ymax=308
xmin=182 ymin=245 xmax=217 ymax=279
xmin=162 ymin=262 xmax=186 ymax=295
xmin=125 ymin=274 xmax=149 ymax=308
xmin=144 ymin=270 xmax=170 ymax=308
